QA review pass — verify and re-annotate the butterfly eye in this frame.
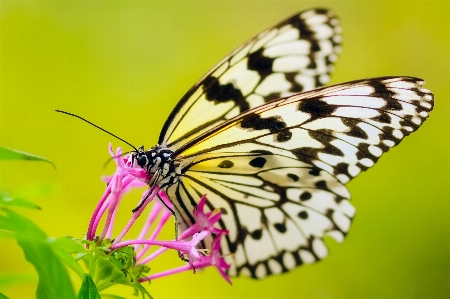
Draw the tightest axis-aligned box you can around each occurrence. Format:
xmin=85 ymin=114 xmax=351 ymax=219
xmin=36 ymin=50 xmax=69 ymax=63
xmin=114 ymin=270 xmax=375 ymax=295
xmin=137 ymin=155 xmax=148 ymax=167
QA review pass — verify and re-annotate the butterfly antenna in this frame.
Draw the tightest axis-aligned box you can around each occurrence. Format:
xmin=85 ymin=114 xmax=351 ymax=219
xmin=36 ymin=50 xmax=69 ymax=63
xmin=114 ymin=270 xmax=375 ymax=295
xmin=55 ymin=110 xmax=138 ymax=152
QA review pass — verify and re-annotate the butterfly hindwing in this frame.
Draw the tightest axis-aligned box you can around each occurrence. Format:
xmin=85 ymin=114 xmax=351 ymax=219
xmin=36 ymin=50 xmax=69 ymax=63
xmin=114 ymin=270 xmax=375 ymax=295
xmin=164 ymin=152 xmax=354 ymax=278
xmin=163 ymin=76 xmax=433 ymax=278
xmin=159 ymin=8 xmax=342 ymax=150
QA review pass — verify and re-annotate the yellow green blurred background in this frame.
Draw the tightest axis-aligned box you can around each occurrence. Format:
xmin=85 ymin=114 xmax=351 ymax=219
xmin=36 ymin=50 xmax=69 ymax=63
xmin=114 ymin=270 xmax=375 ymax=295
xmin=1 ymin=1 xmax=449 ymax=298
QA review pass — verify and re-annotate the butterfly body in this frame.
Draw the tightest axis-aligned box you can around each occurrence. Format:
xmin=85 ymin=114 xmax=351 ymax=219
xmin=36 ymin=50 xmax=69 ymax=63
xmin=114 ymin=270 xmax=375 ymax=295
xmin=135 ymin=145 xmax=180 ymax=188
xmin=132 ymin=8 xmax=433 ymax=279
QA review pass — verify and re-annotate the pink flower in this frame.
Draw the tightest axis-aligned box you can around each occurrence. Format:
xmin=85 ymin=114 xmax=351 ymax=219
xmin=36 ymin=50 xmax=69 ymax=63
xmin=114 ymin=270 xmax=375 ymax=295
xmin=192 ymin=233 xmax=232 ymax=284
xmin=137 ymin=232 xmax=232 ymax=284
xmin=86 ymin=144 xmax=232 ymax=287
xmin=179 ymin=195 xmax=229 ymax=239
xmin=111 ymin=230 xmax=211 ymax=271
xmin=87 ymin=143 xmax=151 ymax=242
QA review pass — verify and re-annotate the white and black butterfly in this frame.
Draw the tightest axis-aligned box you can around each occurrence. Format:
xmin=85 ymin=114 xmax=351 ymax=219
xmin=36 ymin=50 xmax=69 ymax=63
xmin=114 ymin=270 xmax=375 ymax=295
xmin=132 ymin=8 xmax=434 ymax=279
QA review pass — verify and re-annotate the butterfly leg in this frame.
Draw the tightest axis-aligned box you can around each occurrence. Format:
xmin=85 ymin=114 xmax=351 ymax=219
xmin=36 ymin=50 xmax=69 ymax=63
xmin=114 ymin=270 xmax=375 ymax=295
xmin=155 ymin=191 xmax=190 ymax=262
xmin=132 ymin=169 xmax=162 ymax=213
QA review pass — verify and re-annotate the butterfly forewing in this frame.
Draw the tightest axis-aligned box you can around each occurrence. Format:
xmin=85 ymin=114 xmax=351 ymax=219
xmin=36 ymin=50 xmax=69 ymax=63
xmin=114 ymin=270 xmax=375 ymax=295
xmin=161 ymin=76 xmax=433 ymax=278
xmin=176 ymin=77 xmax=433 ymax=184
xmin=159 ymin=8 xmax=342 ymax=150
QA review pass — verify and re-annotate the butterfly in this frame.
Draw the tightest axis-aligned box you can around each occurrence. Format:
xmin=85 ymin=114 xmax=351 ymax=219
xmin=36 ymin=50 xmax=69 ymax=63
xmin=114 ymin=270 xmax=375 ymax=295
xmin=133 ymin=8 xmax=434 ymax=279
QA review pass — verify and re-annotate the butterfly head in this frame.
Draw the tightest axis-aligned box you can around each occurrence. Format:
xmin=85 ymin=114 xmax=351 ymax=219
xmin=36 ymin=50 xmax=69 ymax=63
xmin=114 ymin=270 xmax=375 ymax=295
xmin=134 ymin=145 xmax=149 ymax=167
xmin=132 ymin=145 xmax=178 ymax=185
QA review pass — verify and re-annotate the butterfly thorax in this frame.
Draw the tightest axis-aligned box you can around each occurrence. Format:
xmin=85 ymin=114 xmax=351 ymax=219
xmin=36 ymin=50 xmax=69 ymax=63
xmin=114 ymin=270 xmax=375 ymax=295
xmin=134 ymin=145 xmax=180 ymax=187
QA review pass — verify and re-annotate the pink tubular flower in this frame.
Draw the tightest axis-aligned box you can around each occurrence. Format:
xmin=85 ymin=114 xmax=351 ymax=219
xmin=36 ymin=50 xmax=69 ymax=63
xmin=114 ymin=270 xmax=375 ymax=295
xmin=87 ymin=143 xmax=151 ymax=242
xmin=191 ymin=232 xmax=231 ymax=284
xmin=177 ymin=195 xmax=229 ymax=240
xmin=139 ymin=232 xmax=232 ymax=284
xmin=111 ymin=230 xmax=212 ymax=270
xmin=86 ymin=144 xmax=232 ymax=289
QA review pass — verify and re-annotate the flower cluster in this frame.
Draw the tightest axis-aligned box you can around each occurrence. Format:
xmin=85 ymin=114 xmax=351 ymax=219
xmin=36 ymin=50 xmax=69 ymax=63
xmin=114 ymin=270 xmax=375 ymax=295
xmin=85 ymin=143 xmax=231 ymax=289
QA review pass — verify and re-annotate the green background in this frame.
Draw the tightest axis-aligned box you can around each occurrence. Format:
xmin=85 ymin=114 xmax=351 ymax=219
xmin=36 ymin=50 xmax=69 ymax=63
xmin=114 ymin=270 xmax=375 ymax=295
xmin=1 ymin=1 xmax=449 ymax=298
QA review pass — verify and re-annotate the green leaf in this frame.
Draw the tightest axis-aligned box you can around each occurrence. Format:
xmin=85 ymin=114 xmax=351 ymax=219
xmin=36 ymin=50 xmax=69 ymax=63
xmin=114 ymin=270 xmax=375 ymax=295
xmin=133 ymin=284 xmax=153 ymax=299
xmin=0 ymin=292 xmax=11 ymax=299
xmin=91 ymin=251 xmax=132 ymax=292
xmin=77 ymin=275 xmax=101 ymax=299
xmin=50 ymin=237 xmax=86 ymax=280
xmin=3 ymin=209 xmax=76 ymax=299
xmin=74 ymin=240 xmax=153 ymax=298
xmin=0 ymin=146 xmax=55 ymax=168
xmin=0 ymin=194 xmax=41 ymax=209
xmin=0 ymin=184 xmax=53 ymax=210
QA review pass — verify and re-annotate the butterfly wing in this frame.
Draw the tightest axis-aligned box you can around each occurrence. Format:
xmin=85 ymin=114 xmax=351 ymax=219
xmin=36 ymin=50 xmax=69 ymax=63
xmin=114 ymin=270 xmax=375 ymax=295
xmin=159 ymin=8 xmax=342 ymax=150
xmin=166 ymin=153 xmax=354 ymax=278
xmin=162 ymin=77 xmax=433 ymax=278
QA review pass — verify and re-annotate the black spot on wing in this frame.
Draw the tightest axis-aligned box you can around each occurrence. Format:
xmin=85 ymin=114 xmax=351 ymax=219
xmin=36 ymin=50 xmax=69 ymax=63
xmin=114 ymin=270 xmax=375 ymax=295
xmin=218 ymin=160 xmax=234 ymax=168
xmin=315 ymin=180 xmax=328 ymax=190
xmin=300 ymin=191 xmax=312 ymax=201
xmin=291 ymin=129 xmax=344 ymax=162
xmin=249 ymin=157 xmax=267 ymax=168
xmin=341 ymin=119 xmax=369 ymax=139
xmin=290 ymin=15 xmax=314 ymax=37
xmin=298 ymin=98 xmax=337 ymax=119
xmin=202 ymin=76 xmax=250 ymax=112
xmin=355 ymin=143 xmax=380 ymax=161
xmin=247 ymin=48 xmax=274 ymax=79
xmin=378 ymin=128 xmax=400 ymax=146
xmin=309 ymin=167 xmax=321 ymax=176
xmin=371 ymin=112 xmax=392 ymax=124
xmin=369 ymin=80 xmax=396 ymax=98
xmin=368 ymin=81 xmax=403 ymax=111
xmin=289 ymin=13 xmax=334 ymax=73
xmin=240 ymin=113 xmax=293 ymax=142
xmin=288 ymin=14 xmax=320 ymax=54
xmin=309 ymin=129 xmax=332 ymax=144
xmin=399 ymin=115 xmax=421 ymax=130
xmin=285 ymin=72 xmax=304 ymax=93
xmin=313 ymin=75 xmax=323 ymax=88
xmin=310 ymin=41 xmax=321 ymax=52
xmin=324 ymin=55 xmax=334 ymax=67
xmin=241 ymin=114 xmax=287 ymax=132
xmin=287 ymin=173 xmax=299 ymax=182
xmin=306 ymin=59 xmax=317 ymax=70
xmin=274 ymin=223 xmax=287 ymax=233
xmin=384 ymin=98 xmax=403 ymax=111
xmin=228 ymin=241 xmax=237 ymax=254
xmin=291 ymin=148 xmax=315 ymax=165
xmin=334 ymin=162 xmax=351 ymax=178
xmin=276 ymin=130 xmax=293 ymax=142
xmin=251 ymin=229 xmax=263 ymax=240
xmin=298 ymin=211 xmax=308 ymax=219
